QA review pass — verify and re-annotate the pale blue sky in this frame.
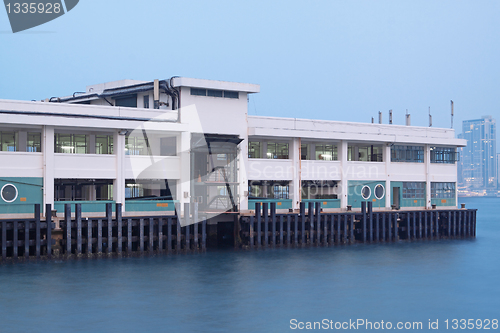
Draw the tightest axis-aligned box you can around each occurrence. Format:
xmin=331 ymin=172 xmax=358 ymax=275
xmin=1 ymin=0 xmax=499 ymax=132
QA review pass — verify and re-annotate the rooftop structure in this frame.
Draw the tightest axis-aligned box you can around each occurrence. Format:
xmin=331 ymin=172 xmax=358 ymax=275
xmin=0 ymin=77 xmax=466 ymax=218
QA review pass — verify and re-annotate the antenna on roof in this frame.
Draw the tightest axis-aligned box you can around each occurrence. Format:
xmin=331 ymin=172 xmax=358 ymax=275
xmin=429 ymin=106 xmax=432 ymax=127
xmin=378 ymin=111 xmax=382 ymax=124
xmin=371 ymin=117 xmax=374 ymax=123
xmin=389 ymin=109 xmax=393 ymax=124
xmin=450 ymin=100 xmax=454 ymax=129
xmin=405 ymin=109 xmax=411 ymax=126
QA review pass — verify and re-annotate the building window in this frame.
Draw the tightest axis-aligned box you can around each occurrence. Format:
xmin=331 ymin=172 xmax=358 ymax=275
xmin=143 ymin=95 xmax=150 ymax=108
xmin=54 ymin=179 xmax=113 ymax=201
xmin=125 ymin=136 xmax=149 ymax=155
xmin=248 ymin=142 xmax=261 ymax=158
xmin=190 ymin=88 xmax=207 ymax=96
xmin=361 ymin=185 xmax=371 ymax=199
xmin=27 ymin=132 xmax=41 ymax=152
xmin=315 ymin=144 xmax=338 ymax=161
xmin=115 ymin=94 xmax=137 ymax=108
xmin=430 ymin=147 xmax=459 ymax=164
xmin=301 ymin=180 xmax=338 ymax=199
xmin=0 ymin=131 xmax=18 ymax=152
xmin=207 ymin=89 xmax=223 ymax=97
xmin=348 ymin=144 xmax=383 ymax=162
xmin=160 ymin=136 xmax=177 ymax=156
xmin=55 ymin=134 xmax=88 ymax=154
xmin=266 ymin=142 xmax=289 ymax=159
xmin=125 ymin=179 xmax=175 ymax=200
xmin=374 ymin=184 xmax=385 ymax=199
xmin=95 ymin=135 xmax=114 ymax=154
xmin=301 ymin=144 xmax=308 ymax=160
xmin=391 ymin=145 xmax=424 ymax=163
xmin=402 ymin=182 xmax=425 ymax=199
xmin=248 ymin=180 xmax=289 ymax=199
xmin=223 ymin=91 xmax=239 ymax=99
xmin=1 ymin=184 xmax=18 ymax=203
xmin=431 ymin=182 xmax=455 ymax=198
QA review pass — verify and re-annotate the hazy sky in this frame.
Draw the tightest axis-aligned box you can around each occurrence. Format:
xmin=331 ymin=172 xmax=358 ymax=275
xmin=1 ymin=0 xmax=499 ymax=136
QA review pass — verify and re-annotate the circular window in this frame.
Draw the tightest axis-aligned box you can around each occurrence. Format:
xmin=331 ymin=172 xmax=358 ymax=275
xmin=375 ymin=184 xmax=385 ymax=199
xmin=361 ymin=185 xmax=371 ymax=200
xmin=1 ymin=184 xmax=18 ymax=203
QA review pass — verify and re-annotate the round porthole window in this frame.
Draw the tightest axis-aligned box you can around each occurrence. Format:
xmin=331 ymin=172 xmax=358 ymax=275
xmin=375 ymin=184 xmax=385 ymax=200
xmin=1 ymin=184 xmax=18 ymax=203
xmin=361 ymin=185 xmax=371 ymax=200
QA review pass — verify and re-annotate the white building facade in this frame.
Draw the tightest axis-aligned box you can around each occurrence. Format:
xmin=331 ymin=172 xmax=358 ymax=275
xmin=0 ymin=77 xmax=465 ymax=218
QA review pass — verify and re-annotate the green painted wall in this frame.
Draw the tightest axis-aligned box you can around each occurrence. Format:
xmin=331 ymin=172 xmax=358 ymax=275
xmin=431 ymin=198 xmax=456 ymax=207
xmin=54 ymin=201 xmax=116 ymax=213
xmin=125 ymin=200 xmax=176 ymax=212
xmin=0 ymin=177 xmax=43 ymax=214
xmin=302 ymin=199 xmax=340 ymax=209
xmin=390 ymin=181 xmax=426 ymax=208
xmin=348 ymin=180 xmax=386 ymax=208
xmin=248 ymin=199 xmax=293 ymax=210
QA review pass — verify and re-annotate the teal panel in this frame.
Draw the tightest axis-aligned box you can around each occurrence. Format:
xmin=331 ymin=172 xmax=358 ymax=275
xmin=431 ymin=198 xmax=456 ymax=207
xmin=391 ymin=181 xmax=426 ymax=208
xmin=0 ymin=177 xmax=43 ymax=214
xmin=302 ymin=199 xmax=340 ymax=209
xmin=348 ymin=181 xmax=386 ymax=208
xmin=54 ymin=201 xmax=115 ymax=213
xmin=125 ymin=200 xmax=177 ymax=212
xmin=248 ymin=199 xmax=293 ymax=210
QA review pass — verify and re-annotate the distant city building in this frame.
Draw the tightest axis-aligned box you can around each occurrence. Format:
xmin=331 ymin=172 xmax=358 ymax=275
xmin=497 ymin=153 xmax=500 ymax=190
xmin=460 ymin=116 xmax=497 ymax=192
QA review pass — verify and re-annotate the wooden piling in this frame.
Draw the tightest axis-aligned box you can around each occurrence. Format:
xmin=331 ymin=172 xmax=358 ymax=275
xmin=350 ymin=215 xmax=355 ymax=244
xmin=375 ymin=213 xmax=380 ymax=242
xmin=13 ymin=221 xmax=18 ymax=259
xmin=149 ymin=218 xmax=154 ymax=253
xmin=387 ymin=213 xmax=392 ymax=241
xmin=323 ymin=214 xmax=327 ymax=245
xmin=202 ymin=219 xmax=207 ymax=251
xmin=412 ymin=212 xmax=417 ymax=239
xmin=97 ymin=219 xmax=102 ymax=254
xmin=167 ymin=217 xmax=172 ymax=253
xmin=24 ymin=218 xmax=29 ymax=258
xmin=286 ymin=215 xmax=291 ymax=246
xmin=1 ymin=221 xmax=6 ymax=260
xmin=176 ymin=217 xmax=181 ymax=251
xmin=127 ymin=219 xmax=132 ymax=252
xmin=300 ymin=202 xmax=306 ymax=246
xmin=308 ymin=202 xmax=314 ymax=245
xmin=76 ymin=203 xmax=82 ymax=255
xmin=381 ymin=213 xmax=386 ymax=242
xmin=159 ymin=218 xmax=164 ymax=252
xmin=406 ymin=212 xmax=411 ymax=240
xmin=294 ymin=215 xmax=298 ymax=246
xmin=270 ymin=202 xmax=276 ymax=247
xmin=315 ymin=202 xmax=321 ymax=246
xmin=249 ymin=216 xmax=254 ymax=249
xmin=343 ymin=214 xmax=348 ymax=244
xmin=394 ymin=214 xmax=399 ymax=241
xmin=279 ymin=215 xmax=284 ymax=246
xmin=329 ymin=215 xmax=334 ymax=245
xmin=106 ymin=203 xmax=112 ymax=254
xmin=184 ymin=203 xmax=190 ymax=250
xmin=139 ymin=218 xmax=145 ymax=253
xmin=255 ymin=202 xmax=262 ymax=248
xmin=46 ymin=203 xmax=52 ymax=258
xmin=35 ymin=204 xmax=41 ymax=258
xmin=87 ymin=219 xmax=92 ymax=255
xmin=336 ymin=215 xmax=341 ymax=244
xmin=361 ymin=201 xmax=367 ymax=243
xmin=193 ymin=204 xmax=198 ymax=250
xmin=368 ymin=201 xmax=373 ymax=242
xmin=263 ymin=202 xmax=269 ymax=247
xmin=116 ymin=203 xmax=122 ymax=254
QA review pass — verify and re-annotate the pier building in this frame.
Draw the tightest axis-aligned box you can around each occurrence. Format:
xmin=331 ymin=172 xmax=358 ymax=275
xmin=0 ymin=77 xmax=465 ymax=219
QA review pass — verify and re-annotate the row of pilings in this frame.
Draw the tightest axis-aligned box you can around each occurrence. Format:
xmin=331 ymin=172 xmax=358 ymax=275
xmin=236 ymin=201 xmax=477 ymax=248
xmin=0 ymin=203 xmax=206 ymax=262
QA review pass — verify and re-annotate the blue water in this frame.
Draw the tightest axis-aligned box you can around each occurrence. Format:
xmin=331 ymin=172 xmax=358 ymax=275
xmin=0 ymin=197 xmax=499 ymax=332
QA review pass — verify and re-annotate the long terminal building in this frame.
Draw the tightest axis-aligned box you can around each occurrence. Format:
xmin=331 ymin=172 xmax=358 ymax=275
xmin=0 ymin=77 xmax=466 ymax=219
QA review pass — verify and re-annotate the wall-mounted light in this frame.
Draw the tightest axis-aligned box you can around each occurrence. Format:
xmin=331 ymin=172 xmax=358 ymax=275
xmin=118 ymin=129 xmax=129 ymax=136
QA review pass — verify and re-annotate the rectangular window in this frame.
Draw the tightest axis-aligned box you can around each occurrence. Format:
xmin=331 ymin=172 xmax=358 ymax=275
xmin=248 ymin=142 xmax=261 ymax=158
xmin=125 ymin=136 xmax=149 ymax=155
xmin=143 ymin=95 xmax=150 ymax=108
xmin=160 ymin=136 xmax=177 ymax=156
xmin=223 ymin=91 xmax=239 ymax=99
xmin=27 ymin=132 xmax=42 ymax=152
xmin=190 ymin=88 xmax=207 ymax=96
xmin=54 ymin=179 xmax=113 ymax=201
xmin=301 ymin=144 xmax=308 ymax=160
xmin=431 ymin=182 xmax=456 ymax=198
xmin=315 ymin=144 xmax=338 ymax=161
xmin=248 ymin=180 xmax=289 ymax=199
xmin=115 ymin=94 xmax=137 ymax=108
xmin=125 ymin=179 xmax=175 ymax=200
xmin=207 ymin=89 xmax=223 ymax=97
xmin=430 ymin=147 xmax=459 ymax=164
xmin=95 ymin=135 xmax=113 ymax=154
xmin=266 ymin=142 xmax=289 ymax=159
xmin=55 ymin=133 xmax=89 ymax=154
xmin=391 ymin=145 xmax=424 ymax=163
xmin=348 ymin=144 xmax=383 ymax=162
xmin=402 ymin=182 xmax=425 ymax=199
xmin=0 ymin=131 xmax=18 ymax=152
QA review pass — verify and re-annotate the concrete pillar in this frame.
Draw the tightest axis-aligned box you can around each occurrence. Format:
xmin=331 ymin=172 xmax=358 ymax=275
xmin=340 ymin=140 xmax=348 ymax=209
xmin=88 ymin=134 xmax=96 ymax=154
xmin=384 ymin=144 xmax=391 ymax=208
xmin=18 ymin=131 xmax=27 ymax=152
xmin=113 ymin=131 xmax=126 ymax=211
xmin=291 ymin=137 xmax=301 ymax=210
xmin=425 ymin=144 xmax=431 ymax=209
xmin=42 ymin=126 xmax=54 ymax=211
xmin=239 ymin=136 xmax=249 ymax=210
xmin=178 ymin=131 xmax=191 ymax=215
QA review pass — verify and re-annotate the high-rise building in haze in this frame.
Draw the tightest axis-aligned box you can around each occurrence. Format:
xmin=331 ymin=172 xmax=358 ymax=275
xmin=459 ymin=116 xmax=497 ymax=192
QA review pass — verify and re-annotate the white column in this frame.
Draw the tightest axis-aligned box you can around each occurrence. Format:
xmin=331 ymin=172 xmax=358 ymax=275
xmin=384 ymin=144 xmax=391 ymax=208
xmin=425 ymin=144 xmax=431 ymax=209
xmin=18 ymin=131 xmax=27 ymax=152
xmin=340 ymin=140 xmax=348 ymax=209
xmin=113 ymin=131 xmax=126 ymax=211
xmin=42 ymin=126 xmax=54 ymax=213
xmin=239 ymin=136 xmax=249 ymax=210
xmin=178 ymin=131 xmax=191 ymax=215
xmin=291 ymin=137 xmax=301 ymax=210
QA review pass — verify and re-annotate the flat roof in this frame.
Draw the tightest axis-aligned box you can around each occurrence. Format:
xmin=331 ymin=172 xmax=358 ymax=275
xmin=171 ymin=77 xmax=260 ymax=93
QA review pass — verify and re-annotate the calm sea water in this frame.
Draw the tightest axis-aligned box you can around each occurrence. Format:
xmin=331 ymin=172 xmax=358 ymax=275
xmin=0 ymin=197 xmax=499 ymax=332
